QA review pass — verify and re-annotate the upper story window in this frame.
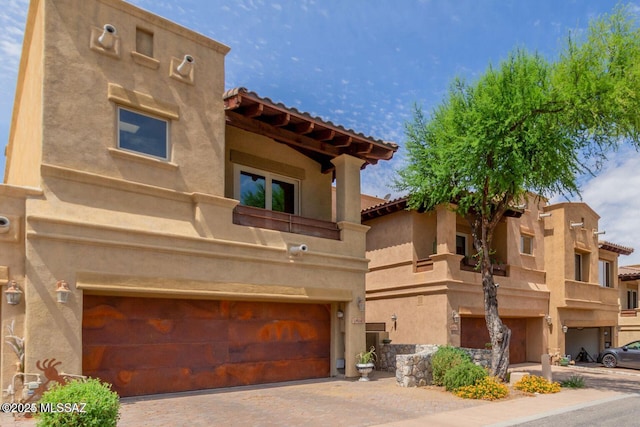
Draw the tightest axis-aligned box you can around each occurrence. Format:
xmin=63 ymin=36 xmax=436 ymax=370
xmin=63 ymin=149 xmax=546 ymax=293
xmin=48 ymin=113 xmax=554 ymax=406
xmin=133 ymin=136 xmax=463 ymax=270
xmin=118 ymin=108 xmax=169 ymax=160
xmin=234 ymin=165 xmax=298 ymax=214
xmin=598 ymin=260 xmax=612 ymax=288
xmin=628 ymin=289 xmax=638 ymax=309
xmin=574 ymin=253 xmax=583 ymax=281
xmin=520 ymin=235 xmax=533 ymax=255
xmin=456 ymin=233 xmax=469 ymax=256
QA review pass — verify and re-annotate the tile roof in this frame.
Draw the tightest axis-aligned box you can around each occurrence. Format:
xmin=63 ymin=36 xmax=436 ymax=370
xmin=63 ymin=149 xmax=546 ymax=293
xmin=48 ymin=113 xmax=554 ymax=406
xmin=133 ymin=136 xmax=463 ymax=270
xmin=598 ymin=241 xmax=634 ymax=256
xmin=223 ymin=87 xmax=398 ymax=171
xmin=620 ymin=265 xmax=640 ymax=280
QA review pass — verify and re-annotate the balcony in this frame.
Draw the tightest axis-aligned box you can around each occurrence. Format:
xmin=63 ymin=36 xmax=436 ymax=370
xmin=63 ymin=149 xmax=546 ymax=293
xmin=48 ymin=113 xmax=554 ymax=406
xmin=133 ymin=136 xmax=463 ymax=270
xmin=460 ymin=256 xmax=508 ymax=277
xmin=233 ymin=205 xmax=340 ymax=240
xmin=564 ymin=280 xmax=618 ymax=307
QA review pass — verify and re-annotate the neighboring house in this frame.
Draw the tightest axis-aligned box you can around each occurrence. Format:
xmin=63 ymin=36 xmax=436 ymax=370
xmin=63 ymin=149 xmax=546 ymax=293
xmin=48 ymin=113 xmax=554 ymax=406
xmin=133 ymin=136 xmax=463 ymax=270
xmin=618 ymin=265 xmax=640 ymax=344
xmin=362 ymin=196 xmax=632 ymax=363
xmin=0 ymin=0 xmax=396 ymax=398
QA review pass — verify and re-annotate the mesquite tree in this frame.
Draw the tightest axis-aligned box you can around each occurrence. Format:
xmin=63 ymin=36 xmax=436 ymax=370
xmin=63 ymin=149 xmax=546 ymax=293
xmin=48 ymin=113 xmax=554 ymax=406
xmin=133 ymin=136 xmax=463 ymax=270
xmin=398 ymin=8 xmax=640 ymax=379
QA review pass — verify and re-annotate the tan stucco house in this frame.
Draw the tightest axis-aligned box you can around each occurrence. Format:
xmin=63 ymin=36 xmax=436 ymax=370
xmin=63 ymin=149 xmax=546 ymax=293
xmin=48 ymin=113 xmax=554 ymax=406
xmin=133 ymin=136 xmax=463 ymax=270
xmin=362 ymin=196 xmax=632 ymax=363
xmin=618 ymin=265 xmax=640 ymax=344
xmin=0 ymin=0 xmax=397 ymax=398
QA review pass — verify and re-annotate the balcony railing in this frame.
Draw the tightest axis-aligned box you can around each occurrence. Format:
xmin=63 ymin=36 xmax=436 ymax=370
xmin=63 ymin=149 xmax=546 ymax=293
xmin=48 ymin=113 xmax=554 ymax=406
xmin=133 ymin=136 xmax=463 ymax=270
xmin=415 ymin=257 xmax=434 ymax=272
xmin=460 ymin=256 xmax=508 ymax=277
xmin=233 ymin=205 xmax=340 ymax=240
xmin=621 ymin=309 xmax=638 ymax=317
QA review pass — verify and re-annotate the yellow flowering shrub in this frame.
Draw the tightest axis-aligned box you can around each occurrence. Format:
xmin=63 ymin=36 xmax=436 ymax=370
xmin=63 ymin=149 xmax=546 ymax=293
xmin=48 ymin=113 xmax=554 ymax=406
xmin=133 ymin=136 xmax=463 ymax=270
xmin=454 ymin=376 xmax=509 ymax=400
xmin=514 ymin=375 xmax=561 ymax=394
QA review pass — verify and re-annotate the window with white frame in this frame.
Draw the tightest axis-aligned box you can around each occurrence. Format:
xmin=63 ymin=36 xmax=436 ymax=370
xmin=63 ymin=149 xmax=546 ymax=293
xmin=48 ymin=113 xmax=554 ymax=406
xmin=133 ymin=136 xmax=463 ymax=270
xmin=455 ymin=233 xmax=469 ymax=256
xmin=628 ymin=289 xmax=638 ymax=309
xmin=234 ymin=165 xmax=298 ymax=214
xmin=598 ymin=260 xmax=612 ymax=288
xmin=118 ymin=107 xmax=168 ymax=159
xmin=520 ymin=235 xmax=533 ymax=255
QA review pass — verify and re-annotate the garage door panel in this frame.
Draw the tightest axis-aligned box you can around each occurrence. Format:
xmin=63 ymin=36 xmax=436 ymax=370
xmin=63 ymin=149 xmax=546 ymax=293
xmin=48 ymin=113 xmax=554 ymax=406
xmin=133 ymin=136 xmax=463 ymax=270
xmin=229 ymin=319 xmax=330 ymax=344
xmin=229 ymin=301 xmax=330 ymax=321
xmin=460 ymin=317 xmax=527 ymax=364
xmin=83 ymin=296 xmax=331 ymax=397
xmin=84 ymin=297 xmax=228 ymax=321
xmin=85 ymin=342 xmax=230 ymax=370
xmin=84 ymin=318 xmax=230 ymax=345
xmin=224 ymin=359 xmax=330 ymax=386
xmin=228 ymin=340 xmax=330 ymax=363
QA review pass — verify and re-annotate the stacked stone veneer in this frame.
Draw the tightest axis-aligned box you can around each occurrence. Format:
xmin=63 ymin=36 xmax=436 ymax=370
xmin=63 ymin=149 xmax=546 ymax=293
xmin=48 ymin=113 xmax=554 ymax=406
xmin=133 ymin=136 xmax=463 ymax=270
xmin=380 ymin=344 xmax=492 ymax=388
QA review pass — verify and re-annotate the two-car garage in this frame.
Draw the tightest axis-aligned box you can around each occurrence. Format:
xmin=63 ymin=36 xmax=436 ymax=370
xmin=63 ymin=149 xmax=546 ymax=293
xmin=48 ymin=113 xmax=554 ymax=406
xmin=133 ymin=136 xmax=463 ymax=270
xmin=83 ymin=295 xmax=331 ymax=397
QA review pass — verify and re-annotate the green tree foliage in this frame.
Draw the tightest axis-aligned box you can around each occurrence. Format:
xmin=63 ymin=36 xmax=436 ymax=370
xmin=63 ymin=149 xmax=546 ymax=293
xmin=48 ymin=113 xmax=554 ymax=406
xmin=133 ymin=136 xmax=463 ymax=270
xmin=398 ymin=7 xmax=640 ymax=379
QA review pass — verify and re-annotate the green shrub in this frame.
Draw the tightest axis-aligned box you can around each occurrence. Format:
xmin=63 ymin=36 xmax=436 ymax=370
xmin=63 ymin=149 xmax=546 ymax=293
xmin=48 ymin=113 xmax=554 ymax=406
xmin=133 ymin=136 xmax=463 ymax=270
xmin=514 ymin=375 xmax=561 ymax=394
xmin=455 ymin=376 xmax=509 ymax=400
xmin=36 ymin=378 xmax=120 ymax=427
xmin=442 ymin=361 xmax=487 ymax=391
xmin=560 ymin=375 xmax=586 ymax=389
xmin=431 ymin=346 xmax=472 ymax=386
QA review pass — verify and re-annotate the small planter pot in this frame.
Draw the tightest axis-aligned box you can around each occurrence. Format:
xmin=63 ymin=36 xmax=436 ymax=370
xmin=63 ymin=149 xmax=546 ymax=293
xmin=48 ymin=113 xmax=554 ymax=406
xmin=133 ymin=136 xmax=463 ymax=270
xmin=355 ymin=363 xmax=375 ymax=381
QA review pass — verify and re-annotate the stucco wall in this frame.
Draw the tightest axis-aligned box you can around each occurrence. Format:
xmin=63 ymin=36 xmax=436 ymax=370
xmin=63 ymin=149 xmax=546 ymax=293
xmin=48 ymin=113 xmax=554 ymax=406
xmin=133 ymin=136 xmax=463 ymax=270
xmin=39 ymin=0 xmax=229 ymax=196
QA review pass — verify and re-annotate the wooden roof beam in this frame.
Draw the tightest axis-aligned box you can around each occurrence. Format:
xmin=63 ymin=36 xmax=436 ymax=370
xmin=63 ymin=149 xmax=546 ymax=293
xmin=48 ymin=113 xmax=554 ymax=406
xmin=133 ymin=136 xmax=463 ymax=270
xmin=312 ymin=129 xmax=335 ymax=141
xmin=245 ymin=103 xmax=264 ymax=118
xmin=333 ymin=136 xmax=352 ymax=148
xmin=265 ymin=113 xmax=290 ymax=127
xmin=226 ymin=111 xmax=341 ymax=157
xmin=294 ymin=122 xmax=314 ymax=134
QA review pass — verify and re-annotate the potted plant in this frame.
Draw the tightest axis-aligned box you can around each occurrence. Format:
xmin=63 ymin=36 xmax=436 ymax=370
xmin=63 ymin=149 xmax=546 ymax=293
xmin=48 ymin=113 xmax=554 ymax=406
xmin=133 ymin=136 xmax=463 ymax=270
xmin=355 ymin=346 xmax=377 ymax=381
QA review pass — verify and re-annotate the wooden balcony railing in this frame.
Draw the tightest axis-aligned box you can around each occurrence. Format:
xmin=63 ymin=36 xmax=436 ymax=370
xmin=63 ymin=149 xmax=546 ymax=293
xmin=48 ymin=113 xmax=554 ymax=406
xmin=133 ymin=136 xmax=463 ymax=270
xmin=233 ymin=205 xmax=340 ymax=240
xmin=460 ymin=256 xmax=508 ymax=276
xmin=415 ymin=257 xmax=434 ymax=272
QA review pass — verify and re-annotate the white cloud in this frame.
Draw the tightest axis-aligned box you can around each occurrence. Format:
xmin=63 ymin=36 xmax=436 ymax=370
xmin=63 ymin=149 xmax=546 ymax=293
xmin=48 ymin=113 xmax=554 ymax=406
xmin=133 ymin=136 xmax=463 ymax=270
xmin=577 ymin=150 xmax=640 ymax=265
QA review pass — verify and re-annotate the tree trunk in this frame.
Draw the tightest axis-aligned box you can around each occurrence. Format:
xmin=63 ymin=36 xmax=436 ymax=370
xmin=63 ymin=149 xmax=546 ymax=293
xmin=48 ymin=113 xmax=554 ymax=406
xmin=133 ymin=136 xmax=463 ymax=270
xmin=482 ymin=264 xmax=511 ymax=379
xmin=474 ymin=215 xmax=511 ymax=380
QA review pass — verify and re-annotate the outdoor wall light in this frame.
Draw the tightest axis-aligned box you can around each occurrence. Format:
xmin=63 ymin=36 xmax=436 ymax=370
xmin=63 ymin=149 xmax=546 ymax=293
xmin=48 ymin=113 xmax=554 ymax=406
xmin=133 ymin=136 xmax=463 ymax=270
xmin=538 ymin=212 xmax=552 ymax=220
xmin=545 ymin=315 xmax=553 ymax=326
xmin=288 ymin=243 xmax=308 ymax=256
xmin=357 ymin=297 xmax=365 ymax=312
xmin=0 ymin=215 xmax=10 ymax=234
xmin=56 ymin=280 xmax=71 ymax=304
xmin=391 ymin=313 xmax=398 ymax=322
xmin=176 ymin=54 xmax=194 ymax=77
xmin=562 ymin=325 xmax=568 ymax=334
xmin=98 ymin=24 xmax=117 ymax=49
xmin=452 ymin=310 xmax=460 ymax=324
xmin=337 ymin=309 xmax=344 ymax=319
xmin=5 ymin=280 xmax=22 ymax=305
xmin=593 ymin=230 xmax=606 ymax=236
xmin=570 ymin=221 xmax=584 ymax=228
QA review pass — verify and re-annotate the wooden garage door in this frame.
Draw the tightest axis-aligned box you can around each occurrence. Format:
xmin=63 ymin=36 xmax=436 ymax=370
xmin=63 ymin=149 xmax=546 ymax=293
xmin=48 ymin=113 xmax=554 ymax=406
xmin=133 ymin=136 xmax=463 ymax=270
xmin=460 ymin=317 xmax=527 ymax=364
xmin=83 ymin=295 xmax=331 ymax=397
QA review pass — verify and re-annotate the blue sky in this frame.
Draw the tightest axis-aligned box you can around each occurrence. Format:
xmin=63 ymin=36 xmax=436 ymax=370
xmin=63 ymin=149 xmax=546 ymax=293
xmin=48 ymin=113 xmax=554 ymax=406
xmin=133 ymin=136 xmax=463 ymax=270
xmin=1 ymin=0 xmax=639 ymax=264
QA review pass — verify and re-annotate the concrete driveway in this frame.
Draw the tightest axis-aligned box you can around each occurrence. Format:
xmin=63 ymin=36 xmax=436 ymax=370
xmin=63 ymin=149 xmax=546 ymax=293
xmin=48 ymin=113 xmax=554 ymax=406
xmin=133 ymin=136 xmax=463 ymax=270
xmin=2 ymin=364 xmax=639 ymax=427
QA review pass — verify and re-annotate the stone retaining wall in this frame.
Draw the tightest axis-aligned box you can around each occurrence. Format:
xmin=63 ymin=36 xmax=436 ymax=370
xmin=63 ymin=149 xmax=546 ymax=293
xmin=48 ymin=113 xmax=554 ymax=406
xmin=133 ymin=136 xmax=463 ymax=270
xmin=383 ymin=344 xmax=492 ymax=388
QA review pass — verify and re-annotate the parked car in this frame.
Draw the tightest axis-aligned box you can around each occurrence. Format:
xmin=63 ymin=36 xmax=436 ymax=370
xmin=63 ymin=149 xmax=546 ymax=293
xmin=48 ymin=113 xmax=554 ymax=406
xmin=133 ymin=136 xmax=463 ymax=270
xmin=597 ymin=341 xmax=640 ymax=369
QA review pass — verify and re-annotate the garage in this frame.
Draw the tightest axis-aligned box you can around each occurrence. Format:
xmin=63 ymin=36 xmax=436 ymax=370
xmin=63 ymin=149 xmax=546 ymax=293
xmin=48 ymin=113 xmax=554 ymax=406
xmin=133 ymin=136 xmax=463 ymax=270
xmin=565 ymin=327 xmax=600 ymax=362
xmin=83 ymin=295 xmax=331 ymax=397
xmin=460 ymin=317 xmax=527 ymax=363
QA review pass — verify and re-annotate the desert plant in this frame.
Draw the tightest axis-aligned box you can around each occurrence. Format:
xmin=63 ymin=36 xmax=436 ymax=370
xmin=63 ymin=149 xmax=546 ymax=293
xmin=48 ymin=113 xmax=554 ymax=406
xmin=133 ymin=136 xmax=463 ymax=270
xmin=356 ymin=346 xmax=377 ymax=365
xmin=36 ymin=378 xmax=120 ymax=427
xmin=514 ymin=375 xmax=561 ymax=394
xmin=431 ymin=346 xmax=472 ymax=386
xmin=560 ymin=375 xmax=586 ymax=389
xmin=442 ymin=361 xmax=488 ymax=391
xmin=5 ymin=320 xmax=24 ymax=372
xmin=455 ymin=376 xmax=509 ymax=400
